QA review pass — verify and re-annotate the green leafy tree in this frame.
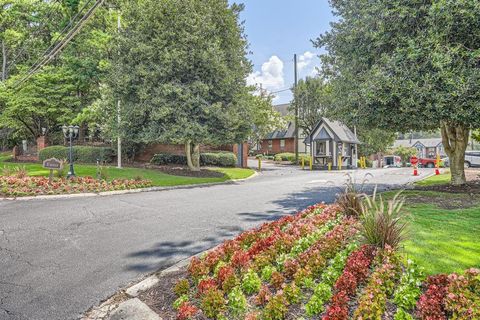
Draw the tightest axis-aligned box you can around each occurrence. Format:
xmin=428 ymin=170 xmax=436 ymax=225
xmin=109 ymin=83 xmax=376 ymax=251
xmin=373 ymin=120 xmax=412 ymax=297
xmin=291 ymin=77 xmax=332 ymax=137
xmin=316 ymin=0 xmax=480 ymax=185
xmin=110 ymin=0 xmax=252 ymax=170
xmin=246 ymin=91 xmax=285 ymax=148
xmin=357 ymin=128 xmax=396 ymax=167
xmin=390 ymin=145 xmax=418 ymax=166
xmin=0 ymin=66 xmax=79 ymax=139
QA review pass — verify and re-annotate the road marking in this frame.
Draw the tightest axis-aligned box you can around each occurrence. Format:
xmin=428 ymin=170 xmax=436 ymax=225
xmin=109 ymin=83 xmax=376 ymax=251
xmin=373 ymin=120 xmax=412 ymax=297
xmin=307 ymin=180 xmax=329 ymax=184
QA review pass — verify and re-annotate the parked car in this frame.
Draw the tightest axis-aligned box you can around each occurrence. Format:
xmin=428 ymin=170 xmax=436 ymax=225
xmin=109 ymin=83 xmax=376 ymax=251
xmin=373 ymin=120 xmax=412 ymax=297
xmin=465 ymin=151 xmax=480 ymax=168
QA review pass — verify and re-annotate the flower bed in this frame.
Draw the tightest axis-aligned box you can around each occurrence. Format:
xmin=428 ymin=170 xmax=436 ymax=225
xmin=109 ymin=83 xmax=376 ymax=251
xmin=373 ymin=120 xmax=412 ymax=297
xmin=0 ymin=176 xmax=152 ymax=197
xmin=138 ymin=202 xmax=480 ymax=320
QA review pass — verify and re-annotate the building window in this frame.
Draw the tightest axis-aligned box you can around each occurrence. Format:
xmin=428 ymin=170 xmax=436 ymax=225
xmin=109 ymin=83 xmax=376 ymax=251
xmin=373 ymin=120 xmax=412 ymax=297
xmin=316 ymin=141 xmax=327 ymax=155
xmin=280 ymin=139 xmax=285 ymax=149
xmin=268 ymin=140 xmax=273 ymax=150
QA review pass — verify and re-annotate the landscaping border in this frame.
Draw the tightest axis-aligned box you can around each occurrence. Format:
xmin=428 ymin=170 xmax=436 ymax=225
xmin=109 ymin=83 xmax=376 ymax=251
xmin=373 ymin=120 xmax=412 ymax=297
xmin=0 ymin=171 xmax=258 ymax=201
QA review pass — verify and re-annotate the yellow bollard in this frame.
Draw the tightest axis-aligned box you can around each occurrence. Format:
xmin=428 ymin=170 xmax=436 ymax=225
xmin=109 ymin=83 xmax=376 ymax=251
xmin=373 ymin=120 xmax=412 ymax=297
xmin=258 ymin=157 xmax=262 ymax=172
xmin=310 ymin=156 xmax=313 ymax=171
xmin=301 ymin=157 xmax=305 ymax=170
xmin=328 ymin=162 xmax=332 ymax=171
xmin=338 ymin=156 xmax=342 ymax=170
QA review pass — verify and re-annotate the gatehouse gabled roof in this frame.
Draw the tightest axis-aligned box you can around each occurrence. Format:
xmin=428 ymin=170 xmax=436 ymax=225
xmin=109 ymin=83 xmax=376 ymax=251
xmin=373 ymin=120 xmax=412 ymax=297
xmin=305 ymin=117 xmax=361 ymax=144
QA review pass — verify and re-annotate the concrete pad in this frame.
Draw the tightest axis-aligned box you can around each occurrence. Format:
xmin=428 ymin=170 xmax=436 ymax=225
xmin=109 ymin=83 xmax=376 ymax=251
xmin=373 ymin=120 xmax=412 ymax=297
xmin=108 ymin=298 xmax=161 ymax=320
xmin=126 ymin=275 xmax=159 ymax=297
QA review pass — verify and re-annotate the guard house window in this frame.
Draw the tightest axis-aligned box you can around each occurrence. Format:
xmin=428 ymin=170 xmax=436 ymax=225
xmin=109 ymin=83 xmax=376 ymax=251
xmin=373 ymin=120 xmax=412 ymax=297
xmin=280 ymin=139 xmax=285 ymax=150
xmin=268 ymin=140 xmax=273 ymax=150
xmin=316 ymin=141 xmax=327 ymax=155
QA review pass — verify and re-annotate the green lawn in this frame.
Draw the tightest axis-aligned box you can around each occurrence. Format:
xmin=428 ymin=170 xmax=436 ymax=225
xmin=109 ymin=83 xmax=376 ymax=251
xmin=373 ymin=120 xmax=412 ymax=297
xmin=383 ymin=190 xmax=480 ymax=274
xmin=0 ymin=153 xmax=255 ymax=187
xmin=415 ymin=171 xmax=451 ymax=186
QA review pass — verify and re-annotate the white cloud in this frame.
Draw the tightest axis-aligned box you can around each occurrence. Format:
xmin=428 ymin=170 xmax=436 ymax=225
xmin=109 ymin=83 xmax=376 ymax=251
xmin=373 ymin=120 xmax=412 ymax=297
xmin=247 ymin=55 xmax=285 ymax=91
xmin=297 ymin=51 xmax=315 ymax=72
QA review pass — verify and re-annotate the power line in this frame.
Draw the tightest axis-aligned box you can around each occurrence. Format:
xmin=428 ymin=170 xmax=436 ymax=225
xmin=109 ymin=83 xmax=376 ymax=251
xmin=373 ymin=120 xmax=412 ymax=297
xmin=14 ymin=0 xmax=105 ymax=89
xmin=22 ymin=0 xmax=96 ymax=76
xmin=6 ymin=0 xmax=63 ymax=75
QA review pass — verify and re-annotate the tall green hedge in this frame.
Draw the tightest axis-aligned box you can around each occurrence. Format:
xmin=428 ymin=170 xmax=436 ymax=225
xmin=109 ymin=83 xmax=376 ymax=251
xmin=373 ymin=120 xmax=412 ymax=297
xmin=39 ymin=146 xmax=115 ymax=163
xmin=151 ymin=152 xmax=237 ymax=167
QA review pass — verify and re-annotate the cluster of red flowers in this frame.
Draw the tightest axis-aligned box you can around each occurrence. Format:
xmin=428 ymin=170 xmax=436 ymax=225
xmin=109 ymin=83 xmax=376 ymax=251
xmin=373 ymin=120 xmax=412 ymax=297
xmin=416 ymin=274 xmax=450 ymax=319
xmin=177 ymin=302 xmax=199 ymax=320
xmin=0 ymin=176 xmax=152 ymax=197
xmin=323 ymin=245 xmax=376 ymax=320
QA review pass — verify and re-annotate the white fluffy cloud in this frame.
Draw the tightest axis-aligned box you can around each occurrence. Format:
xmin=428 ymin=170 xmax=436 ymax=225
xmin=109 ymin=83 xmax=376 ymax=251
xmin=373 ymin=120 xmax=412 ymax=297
xmin=297 ymin=51 xmax=315 ymax=72
xmin=246 ymin=55 xmax=285 ymax=91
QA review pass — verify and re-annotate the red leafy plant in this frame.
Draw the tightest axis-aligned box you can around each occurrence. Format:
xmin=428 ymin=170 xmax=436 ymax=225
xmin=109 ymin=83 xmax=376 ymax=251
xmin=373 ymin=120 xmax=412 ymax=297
xmin=416 ymin=274 xmax=450 ymax=320
xmin=444 ymin=268 xmax=480 ymax=319
xmin=177 ymin=302 xmax=199 ymax=320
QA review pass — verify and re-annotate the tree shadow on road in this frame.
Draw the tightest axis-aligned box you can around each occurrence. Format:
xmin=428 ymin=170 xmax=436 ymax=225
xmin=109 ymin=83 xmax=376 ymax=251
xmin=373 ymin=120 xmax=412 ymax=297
xmin=123 ymin=225 xmax=244 ymax=273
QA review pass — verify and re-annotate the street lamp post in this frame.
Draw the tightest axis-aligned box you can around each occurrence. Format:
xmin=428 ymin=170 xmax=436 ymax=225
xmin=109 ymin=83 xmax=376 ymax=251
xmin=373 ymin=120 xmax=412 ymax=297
xmin=62 ymin=125 xmax=80 ymax=178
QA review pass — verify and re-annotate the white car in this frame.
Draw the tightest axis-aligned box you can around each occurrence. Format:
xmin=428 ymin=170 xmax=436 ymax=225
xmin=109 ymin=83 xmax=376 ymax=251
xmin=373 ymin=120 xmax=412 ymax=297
xmin=465 ymin=151 xmax=480 ymax=168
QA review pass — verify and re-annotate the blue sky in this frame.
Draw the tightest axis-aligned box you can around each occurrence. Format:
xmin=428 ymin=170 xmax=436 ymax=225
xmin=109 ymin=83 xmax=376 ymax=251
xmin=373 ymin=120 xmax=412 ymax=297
xmin=232 ymin=1 xmax=335 ymax=104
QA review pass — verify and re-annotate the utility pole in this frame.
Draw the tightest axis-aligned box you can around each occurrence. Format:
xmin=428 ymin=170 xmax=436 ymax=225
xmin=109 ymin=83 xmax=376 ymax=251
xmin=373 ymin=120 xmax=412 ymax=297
xmin=294 ymin=54 xmax=299 ymax=163
xmin=116 ymin=14 xmax=122 ymax=169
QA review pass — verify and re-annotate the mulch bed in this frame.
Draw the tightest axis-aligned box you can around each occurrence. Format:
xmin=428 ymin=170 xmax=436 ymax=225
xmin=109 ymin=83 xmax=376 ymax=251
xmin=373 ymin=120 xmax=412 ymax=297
xmin=415 ymin=169 xmax=480 ymax=195
xmin=136 ymin=163 xmax=226 ymax=178
xmin=140 ymin=269 xmax=187 ymax=319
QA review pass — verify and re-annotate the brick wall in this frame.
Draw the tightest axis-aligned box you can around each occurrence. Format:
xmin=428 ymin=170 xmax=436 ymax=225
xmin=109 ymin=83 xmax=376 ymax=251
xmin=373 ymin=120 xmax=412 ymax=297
xmin=257 ymin=138 xmax=295 ymax=154
xmin=136 ymin=143 xmax=235 ymax=163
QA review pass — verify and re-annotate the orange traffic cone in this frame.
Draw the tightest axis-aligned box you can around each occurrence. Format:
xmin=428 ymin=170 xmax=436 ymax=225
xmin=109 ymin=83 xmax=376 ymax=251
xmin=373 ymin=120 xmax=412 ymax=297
xmin=413 ymin=166 xmax=418 ymax=176
xmin=435 ymin=168 xmax=440 ymax=175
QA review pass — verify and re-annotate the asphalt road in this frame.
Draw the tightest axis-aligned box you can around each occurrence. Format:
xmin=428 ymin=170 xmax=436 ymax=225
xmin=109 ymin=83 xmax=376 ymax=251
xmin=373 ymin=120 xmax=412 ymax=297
xmin=0 ymin=164 xmax=431 ymax=320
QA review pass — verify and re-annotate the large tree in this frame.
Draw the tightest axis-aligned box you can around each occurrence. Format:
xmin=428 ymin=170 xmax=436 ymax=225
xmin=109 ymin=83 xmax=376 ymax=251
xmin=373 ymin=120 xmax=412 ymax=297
xmin=291 ymin=76 xmax=332 ymax=137
xmin=317 ymin=0 xmax=480 ymax=185
xmin=111 ymin=0 xmax=252 ymax=171
xmin=0 ymin=0 xmax=111 ymax=141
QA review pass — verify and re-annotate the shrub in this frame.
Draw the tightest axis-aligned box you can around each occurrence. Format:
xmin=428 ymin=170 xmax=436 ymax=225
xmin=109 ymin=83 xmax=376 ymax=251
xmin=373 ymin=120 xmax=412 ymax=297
xmin=200 ymin=152 xmax=237 ymax=167
xmin=274 ymin=152 xmax=295 ymax=162
xmin=39 ymin=146 xmax=114 ymax=163
xmin=151 ymin=152 xmax=237 ymax=167
xmin=150 ymin=153 xmax=187 ymax=165
xmin=283 ymin=282 xmax=302 ymax=304
xmin=359 ymin=189 xmax=408 ymax=249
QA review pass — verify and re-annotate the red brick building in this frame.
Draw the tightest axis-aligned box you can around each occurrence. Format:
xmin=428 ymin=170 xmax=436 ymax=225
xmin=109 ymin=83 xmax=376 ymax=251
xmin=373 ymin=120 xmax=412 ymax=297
xmin=255 ymin=103 xmax=308 ymax=155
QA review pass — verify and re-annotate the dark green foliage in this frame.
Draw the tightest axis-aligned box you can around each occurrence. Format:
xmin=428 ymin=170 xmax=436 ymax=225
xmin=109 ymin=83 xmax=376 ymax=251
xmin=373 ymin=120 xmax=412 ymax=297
xmin=151 ymin=152 xmax=236 ymax=167
xmin=39 ymin=146 xmax=114 ymax=164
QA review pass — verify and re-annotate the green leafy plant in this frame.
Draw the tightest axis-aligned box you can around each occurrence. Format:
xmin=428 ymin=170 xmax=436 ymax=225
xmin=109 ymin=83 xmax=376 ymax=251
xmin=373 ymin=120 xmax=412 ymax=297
xmin=241 ymin=269 xmax=261 ymax=295
xmin=263 ymin=293 xmax=288 ymax=320
xmin=393 ymin=260 xmax=425 ymax=312
xmin=174 ymin=279 xmax=191 ymax=297
xmin=261 ymin=265 xmax=276 ymax=282
xmin=305 ymin=283 xmax=332 ymax=316
xmin=227 ymin=286 xmax=248 ymax=316
xmin=283 ymin=282 xmax=302 ymax=304
xmin=173 ymin=294 xmax=189 ymax=310
xmin=201 ymin=289 xmax=226 ymax=319
xmin=359 ymin=189 xmax=408 ymax=249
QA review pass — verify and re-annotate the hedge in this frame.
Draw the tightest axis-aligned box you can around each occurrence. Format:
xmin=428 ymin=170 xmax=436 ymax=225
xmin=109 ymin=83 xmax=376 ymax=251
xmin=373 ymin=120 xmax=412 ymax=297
xmin=39 ymin=146 xmax=115 ymax=164
xmin=274 ymin=152 xmax=310 ymax=164
xmin=151 ymin=152 xmax=237 ymax=167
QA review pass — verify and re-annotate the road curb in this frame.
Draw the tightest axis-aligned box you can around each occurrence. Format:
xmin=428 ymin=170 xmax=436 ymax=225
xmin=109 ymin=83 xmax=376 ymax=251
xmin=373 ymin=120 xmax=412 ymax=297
xmin=0 ymin=171 xmax=258 ymax=202
xmin=83 ymin=246 xmax=219 ymax=320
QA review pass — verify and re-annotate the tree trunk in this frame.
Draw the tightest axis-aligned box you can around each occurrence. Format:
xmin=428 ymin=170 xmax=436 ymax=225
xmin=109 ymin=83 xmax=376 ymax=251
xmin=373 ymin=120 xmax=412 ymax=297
xmin=441 ymin=122 xmax=469 ymax=186
xmin=192 ymin=143 xmax=200 ymax=170
xmin=185 ymin=141 xmax=200 ymax=171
